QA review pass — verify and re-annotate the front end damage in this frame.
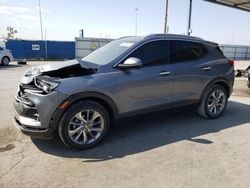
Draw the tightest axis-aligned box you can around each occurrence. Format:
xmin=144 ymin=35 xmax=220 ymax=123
xmin=13 ymin=60 xmax=98 ymax=138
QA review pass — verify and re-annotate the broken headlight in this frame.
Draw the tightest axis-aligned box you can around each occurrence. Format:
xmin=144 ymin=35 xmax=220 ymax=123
xmin=35 ymin=77 xmax=60 ymax=94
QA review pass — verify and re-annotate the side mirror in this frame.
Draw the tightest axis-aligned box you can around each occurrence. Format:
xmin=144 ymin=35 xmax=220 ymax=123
xmin=118 ymin=57 xmax=143 ymax=70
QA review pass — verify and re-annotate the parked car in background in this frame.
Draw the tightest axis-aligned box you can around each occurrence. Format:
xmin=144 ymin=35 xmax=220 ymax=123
xmin=0 ymin=47 xmax=13 ymax=66
xmin=14 ymin=34 xmax=234 ymax=149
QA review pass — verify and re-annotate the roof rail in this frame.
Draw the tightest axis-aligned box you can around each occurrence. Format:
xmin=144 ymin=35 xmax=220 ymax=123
xmin=117 ymin=36 xmax=141 ymax=40
xmin=144 ymin=33 xmax=203 ymax=41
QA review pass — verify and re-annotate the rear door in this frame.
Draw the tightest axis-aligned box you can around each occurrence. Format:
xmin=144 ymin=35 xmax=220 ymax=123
xmin=117 ymin=40 xmax=174 ymax=116
xmin=169 ymin=40 xmax=216 ymax=106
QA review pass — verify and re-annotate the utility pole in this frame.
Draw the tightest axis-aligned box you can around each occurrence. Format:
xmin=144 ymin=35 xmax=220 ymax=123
xmin=187 ymin=0 xmax=193 ymax=36
xmin=135 ymin=8 xmax=138 ymax=36
xmin=164 ymin=0 xmax=169 ymax=33
xmin=38 ymin=0 xmax=43 ymax=40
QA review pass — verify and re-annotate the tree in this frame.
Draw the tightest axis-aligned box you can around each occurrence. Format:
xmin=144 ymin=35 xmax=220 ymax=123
xmin=6 ymin=26 xmax=18 ymax=39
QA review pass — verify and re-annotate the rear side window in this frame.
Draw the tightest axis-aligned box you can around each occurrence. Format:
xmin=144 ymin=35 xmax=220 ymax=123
xmin=216 ymin=46 xmax=224 ymax=54
xmin=128 ymin=40 xmax=169 ymax=66
xmin=169 ymin=41 xmax=208 ymax=63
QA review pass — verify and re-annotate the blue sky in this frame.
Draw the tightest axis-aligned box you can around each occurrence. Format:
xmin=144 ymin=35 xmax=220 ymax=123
xmin=0 ymin=0 xmax=250 ymax=45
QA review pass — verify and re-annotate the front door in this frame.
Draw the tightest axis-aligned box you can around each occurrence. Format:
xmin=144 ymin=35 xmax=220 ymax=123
xmin=116 ymin=40 xmax=174 ymax=116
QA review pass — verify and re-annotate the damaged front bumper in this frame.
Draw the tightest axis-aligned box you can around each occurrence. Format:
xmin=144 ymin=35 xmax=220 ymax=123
xmin=13 ymin=84 xmax=67 ymax=139
xmin=14 ymin=114 xmax=52 ymax=138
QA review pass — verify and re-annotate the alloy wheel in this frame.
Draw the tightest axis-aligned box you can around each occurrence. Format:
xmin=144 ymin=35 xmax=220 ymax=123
xmin=2 ymin=57 xmax=10 ymax=66
xmin=207 ymin=89 xmax=226 ymax=116
xmin=68 ymin=110 xmax=104 ymax=145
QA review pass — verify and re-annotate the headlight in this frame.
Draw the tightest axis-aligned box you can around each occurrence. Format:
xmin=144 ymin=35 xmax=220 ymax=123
xmin=35 ymin=78 xmax=60 ymax=94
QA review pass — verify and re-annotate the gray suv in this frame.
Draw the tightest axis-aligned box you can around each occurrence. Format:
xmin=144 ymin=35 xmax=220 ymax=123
xmin=14 ymin=34 xmax=234 ymax=149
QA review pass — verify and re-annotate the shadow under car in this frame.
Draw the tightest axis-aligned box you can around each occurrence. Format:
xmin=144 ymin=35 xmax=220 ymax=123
xmin=32 ymin=101 xmax=250 ymax=162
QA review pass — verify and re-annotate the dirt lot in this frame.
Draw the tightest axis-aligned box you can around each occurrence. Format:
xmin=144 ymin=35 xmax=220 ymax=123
xmin=0 ymin=61 xmax=250 ymax=188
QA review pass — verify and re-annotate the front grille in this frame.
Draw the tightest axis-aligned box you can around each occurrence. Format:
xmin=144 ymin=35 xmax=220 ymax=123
xmin=15 ymin=84 xmax=41 ymax=122
xmin=16 ymin=84 xmax=41 ymax=107
xmin=20 ymin=83 xmax=42 ymax=92
xmin=17 ymin=90 xmax=34 ymax=107
xmin=18 ymin=90 xmax=29 ymax=102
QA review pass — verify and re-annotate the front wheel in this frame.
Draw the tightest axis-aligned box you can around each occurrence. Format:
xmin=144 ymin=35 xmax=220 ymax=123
xmin=1 ymin=57 xmax=10 ymax=66
xmin=198 ymin=85 xmax=228 ymax=119
xmin=58 ymin=100 xmax=110 ymax=149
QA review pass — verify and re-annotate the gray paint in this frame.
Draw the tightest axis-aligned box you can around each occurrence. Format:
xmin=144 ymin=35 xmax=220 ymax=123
xmin=14 ymin=34 xmax=234 ymax=135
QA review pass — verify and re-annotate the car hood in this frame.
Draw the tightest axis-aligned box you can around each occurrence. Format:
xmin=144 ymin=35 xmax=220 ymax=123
xmin=21 ymin=59 xmax=98 ymax=84
xmin=37 ymin=59 xmax=80 ymax=73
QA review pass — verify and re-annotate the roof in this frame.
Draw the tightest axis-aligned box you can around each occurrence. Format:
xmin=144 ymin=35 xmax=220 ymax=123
xmin=118 ymin=34 xmax=219 ymax=45
xmin=143 ymin=34 xmax=220 ymax=46
xmin=144 ymin=34 xmax=203 ymax=41
xmin=204 ymin=0 xmax=250 ymax=12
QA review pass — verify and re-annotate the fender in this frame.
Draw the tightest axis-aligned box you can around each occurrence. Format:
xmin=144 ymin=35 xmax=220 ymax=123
xmin=48 ymin=91 xmax=119 ymax=133
xmin=200 ymin=77 xmax=233 ymax=102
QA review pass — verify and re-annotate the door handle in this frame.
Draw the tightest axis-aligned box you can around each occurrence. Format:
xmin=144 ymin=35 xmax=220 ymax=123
xmin=202 ymin=66 xmax=211 ymax=71
xmin=160 ymin=71 xmax=171 ymax=76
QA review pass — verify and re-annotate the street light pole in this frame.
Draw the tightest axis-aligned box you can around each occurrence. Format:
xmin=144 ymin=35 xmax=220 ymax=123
xmin=135 ymin=8 xmax=138 ymax=36
xmin=38 ymin=0 xmax=43 ymax=40
xmin=164 ymin=0 xmax=169 ymax=33
xmin=187 ymin=0 xmax=193 ymax=36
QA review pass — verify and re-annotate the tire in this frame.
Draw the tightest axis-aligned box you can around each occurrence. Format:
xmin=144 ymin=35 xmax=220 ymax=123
xmin=198 ymin=84 xmax=228 ymax=119
xmin=58 ymin=100 xmax=110 ymax=150
xmin=1 ymin=57 xmax=10 ymax=66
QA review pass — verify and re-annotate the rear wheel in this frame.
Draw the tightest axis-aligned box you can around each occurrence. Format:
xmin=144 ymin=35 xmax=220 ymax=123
xmin=198 ymin=84 xmax=228 ymax=119
xmin=1 ymin=57 xmax=10 ymax=66
xmin=58 ymin=100 xmax=110 ymax=149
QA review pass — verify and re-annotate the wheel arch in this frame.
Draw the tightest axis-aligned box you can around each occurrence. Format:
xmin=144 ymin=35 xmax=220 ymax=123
xmin=1 ymin=56 xmax=10 ymax=63
xmin=200 ymin=77 xmax=232 ymax=101
xmin=49 ymin=91 xmax=119 ymax=132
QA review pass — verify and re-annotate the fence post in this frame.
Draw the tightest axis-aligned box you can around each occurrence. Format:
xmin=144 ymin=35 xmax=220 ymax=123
xmin=247 ymin=47 xmax=250 ymax=60
xmin=234 ymin=47 xmax=237 ymax=60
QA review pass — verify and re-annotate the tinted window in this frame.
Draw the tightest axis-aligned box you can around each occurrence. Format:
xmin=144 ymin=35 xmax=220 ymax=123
xmin=216 ymin=46 xmax=224 ymax=54
xmin=127 ymin=40 xmax=169 ymax=66
xmin=169 ymin=41 xmax=208 ymax=63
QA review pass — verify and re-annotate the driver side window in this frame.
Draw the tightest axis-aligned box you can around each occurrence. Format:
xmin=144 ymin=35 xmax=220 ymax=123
xmin=127 ymin=40 xmax=169 ymax=66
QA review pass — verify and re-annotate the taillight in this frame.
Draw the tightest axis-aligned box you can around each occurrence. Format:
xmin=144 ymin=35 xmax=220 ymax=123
xmin=228 ymin=60 xmax=234 ymax=66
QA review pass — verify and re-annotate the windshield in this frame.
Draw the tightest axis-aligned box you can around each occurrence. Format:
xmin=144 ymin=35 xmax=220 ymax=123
xmin=81 ymin=37 xmax=142 ymax=65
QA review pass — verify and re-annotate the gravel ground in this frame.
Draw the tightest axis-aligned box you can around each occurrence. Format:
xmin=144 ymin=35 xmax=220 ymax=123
xmin=0 ymin=61 xmax=249 ymax=188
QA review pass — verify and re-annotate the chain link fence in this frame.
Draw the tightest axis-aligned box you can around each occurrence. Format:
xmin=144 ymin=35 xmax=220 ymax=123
xmin=220 ymin=45 xmax=250 ymax=60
